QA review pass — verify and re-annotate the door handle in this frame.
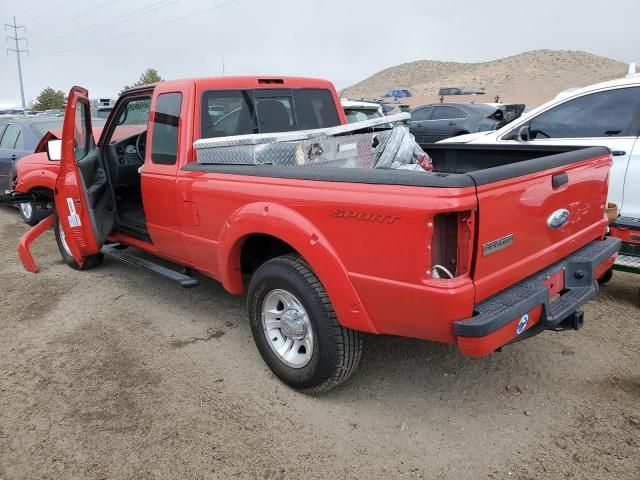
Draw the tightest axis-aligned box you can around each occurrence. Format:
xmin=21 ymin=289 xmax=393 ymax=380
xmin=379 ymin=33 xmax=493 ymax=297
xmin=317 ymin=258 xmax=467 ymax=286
xmin=552 ymin=172 xmax=568 ymax=188
xmin=10 ymin=154 xmax=17 ymax=160
xmin=448 ymin=122 xmax=457 ymax=126
xmin=611 ymin=150 xmax=626 ymax=156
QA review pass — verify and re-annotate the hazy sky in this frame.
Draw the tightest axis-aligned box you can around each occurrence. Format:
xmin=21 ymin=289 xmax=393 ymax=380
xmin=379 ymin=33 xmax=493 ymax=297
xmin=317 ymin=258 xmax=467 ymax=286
xmin=1 ymin=0 xmax=638 ymax=107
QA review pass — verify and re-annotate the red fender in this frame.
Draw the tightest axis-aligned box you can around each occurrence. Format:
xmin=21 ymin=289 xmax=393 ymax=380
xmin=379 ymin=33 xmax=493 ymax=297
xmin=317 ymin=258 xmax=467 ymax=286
xmin=17 ymin=214 xmax=54 ymax=273
xmin=217 ymin=202 xmax=378 ymax=334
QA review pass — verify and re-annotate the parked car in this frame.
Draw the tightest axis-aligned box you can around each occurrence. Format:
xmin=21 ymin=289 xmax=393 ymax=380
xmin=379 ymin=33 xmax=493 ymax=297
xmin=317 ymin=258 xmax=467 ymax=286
xmin=383 ymin=89 xmax=411 ymax=98
xmin=0 ymin=117 xmax=105 ymax=224
xmin=6 ymin=77 xmax=619 ymax=392
xmin=408 ymin=103 xmax=526 ymax=143
xmin=438 ymin=75 xmax=640 ymax=220
xmin=438 ymin=87 xmax=486 ymax=96
xmin=439 ymin=74 xmax=640 ymax=279
xmin=37 ymin=109 xmax=64 ymax=117
xmin=341 ymin=99 xmax=384 ymax=123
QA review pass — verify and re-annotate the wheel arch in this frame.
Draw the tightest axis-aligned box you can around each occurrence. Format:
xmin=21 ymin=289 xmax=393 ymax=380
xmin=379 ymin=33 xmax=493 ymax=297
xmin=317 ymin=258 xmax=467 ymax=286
xmin=218 ymin=202 xmax=377 ymax=334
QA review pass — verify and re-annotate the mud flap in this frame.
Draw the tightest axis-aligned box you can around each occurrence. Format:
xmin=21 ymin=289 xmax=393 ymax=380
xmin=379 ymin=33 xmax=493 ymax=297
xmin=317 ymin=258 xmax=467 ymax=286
xmin=17 ymin=214 xmax=54 ymax=273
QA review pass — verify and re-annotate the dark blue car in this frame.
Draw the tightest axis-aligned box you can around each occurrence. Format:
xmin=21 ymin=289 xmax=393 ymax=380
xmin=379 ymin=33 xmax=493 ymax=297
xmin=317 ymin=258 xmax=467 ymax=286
xmin=0 ymin=117 xmax=69 ymax=224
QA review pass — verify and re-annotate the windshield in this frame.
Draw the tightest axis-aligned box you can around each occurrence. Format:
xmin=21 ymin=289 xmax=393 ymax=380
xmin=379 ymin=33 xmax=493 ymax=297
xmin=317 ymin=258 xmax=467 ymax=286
xmin=110 ymin=97 xmax=151 ymax=143
xmin=344 ymin=108 xmax=382 ymax=123
xmin=31 ymin=119 xmax=65 ymax=137
xmin=31 ymin=117 xmax=107 ymax=139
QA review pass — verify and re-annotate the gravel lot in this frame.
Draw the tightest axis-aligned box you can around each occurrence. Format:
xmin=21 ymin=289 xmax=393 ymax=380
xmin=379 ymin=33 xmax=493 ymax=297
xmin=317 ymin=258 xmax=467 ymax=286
xmin=0 ymin=206 xmax=638 ymax=479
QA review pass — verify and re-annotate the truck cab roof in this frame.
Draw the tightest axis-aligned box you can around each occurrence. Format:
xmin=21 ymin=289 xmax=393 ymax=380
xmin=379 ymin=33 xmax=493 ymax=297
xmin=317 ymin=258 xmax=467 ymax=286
xmin=122 ymin=76 xmax=338 ymax=94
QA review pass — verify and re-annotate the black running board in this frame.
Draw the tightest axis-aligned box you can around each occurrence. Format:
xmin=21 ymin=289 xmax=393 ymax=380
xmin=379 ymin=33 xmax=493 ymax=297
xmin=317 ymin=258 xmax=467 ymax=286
xmin=101 ymin=245 xmax=199 ymax=288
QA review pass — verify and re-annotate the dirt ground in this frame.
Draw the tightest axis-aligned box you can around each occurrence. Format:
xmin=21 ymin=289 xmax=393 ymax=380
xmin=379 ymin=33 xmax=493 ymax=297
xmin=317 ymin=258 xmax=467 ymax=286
xmin=0 ymin=207 xmax=638 ymax=480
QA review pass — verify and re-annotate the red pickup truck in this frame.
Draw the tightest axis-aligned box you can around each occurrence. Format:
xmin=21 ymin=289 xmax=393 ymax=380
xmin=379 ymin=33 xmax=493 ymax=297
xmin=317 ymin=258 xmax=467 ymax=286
xmin=8 ymin=76 xmax=620 ymax=392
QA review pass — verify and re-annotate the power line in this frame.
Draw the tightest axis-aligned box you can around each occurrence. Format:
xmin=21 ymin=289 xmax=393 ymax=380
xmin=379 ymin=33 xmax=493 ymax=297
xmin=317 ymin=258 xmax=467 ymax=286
xmin=28 ymin=0 xmax=77 ymax=24
xmin=34 ymin=0 xmax=179 ymax=52
xmin=38 ymin=0 xmax=241 ymax=57
xmin=31 ymin=0 xmax=120 ymax=38
xmin=5 ymin=16 xmax=29 ymax=109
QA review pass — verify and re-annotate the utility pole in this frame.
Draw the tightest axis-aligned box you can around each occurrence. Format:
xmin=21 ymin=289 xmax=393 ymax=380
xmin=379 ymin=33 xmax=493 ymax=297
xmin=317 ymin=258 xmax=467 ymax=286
xmin=221 ymin=54 xmax=225 ymax=76
xmin=5 ymin=17 xmax=29 ymax=109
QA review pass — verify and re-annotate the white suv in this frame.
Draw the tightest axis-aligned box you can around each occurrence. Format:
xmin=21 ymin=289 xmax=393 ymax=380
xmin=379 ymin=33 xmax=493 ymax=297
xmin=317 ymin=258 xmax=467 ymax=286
xmin=439 ymin=72 xmax=640 ymax=218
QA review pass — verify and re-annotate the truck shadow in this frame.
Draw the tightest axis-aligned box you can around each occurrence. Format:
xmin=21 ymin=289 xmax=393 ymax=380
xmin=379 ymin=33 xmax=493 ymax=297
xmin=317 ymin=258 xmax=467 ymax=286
xmin=98 ymin=255 xmax=590 ymax=405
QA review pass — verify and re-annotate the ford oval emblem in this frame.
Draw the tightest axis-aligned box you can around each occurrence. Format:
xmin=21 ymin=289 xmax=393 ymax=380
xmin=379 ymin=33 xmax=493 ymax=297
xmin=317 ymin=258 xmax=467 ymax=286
xmin=516 ymin=313 xmax=529 ymax=335
xmin=547 ymin=209 xmax=570 ymax=229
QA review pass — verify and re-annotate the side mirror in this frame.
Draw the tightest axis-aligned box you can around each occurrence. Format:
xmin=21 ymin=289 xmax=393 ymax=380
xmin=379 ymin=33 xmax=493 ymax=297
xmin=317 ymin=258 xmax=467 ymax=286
xmin=516 ymin=125 xmax=530 ymax=142
xmin=46 ymin=139 xmax=62 ymax=161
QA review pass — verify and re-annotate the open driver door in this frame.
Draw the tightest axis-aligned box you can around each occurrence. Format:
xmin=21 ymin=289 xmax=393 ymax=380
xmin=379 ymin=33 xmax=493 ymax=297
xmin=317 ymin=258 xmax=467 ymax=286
xmin=54 ymin=86 xmax=116 ymax=267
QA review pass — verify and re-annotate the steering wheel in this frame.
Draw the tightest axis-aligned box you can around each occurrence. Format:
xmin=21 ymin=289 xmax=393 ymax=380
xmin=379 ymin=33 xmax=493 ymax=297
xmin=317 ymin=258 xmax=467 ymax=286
xmin=135 ymin=131 xmax=147 ymax=163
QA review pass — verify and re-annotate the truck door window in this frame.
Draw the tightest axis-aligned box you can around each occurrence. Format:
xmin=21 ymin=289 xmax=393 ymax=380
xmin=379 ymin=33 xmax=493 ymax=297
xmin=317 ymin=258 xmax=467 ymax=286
xmin=528 ymin=87 xmax=640 ymax=139
xmin=151 ymin=93 xmax=182 ymax=165
xmin=74 ymin=102 xmax=91 ymax=161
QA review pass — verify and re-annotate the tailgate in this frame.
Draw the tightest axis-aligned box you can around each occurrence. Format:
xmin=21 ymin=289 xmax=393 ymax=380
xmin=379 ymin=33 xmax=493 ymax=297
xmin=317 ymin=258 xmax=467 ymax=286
xmin=470 ymin=148 xmax=612 ymax=302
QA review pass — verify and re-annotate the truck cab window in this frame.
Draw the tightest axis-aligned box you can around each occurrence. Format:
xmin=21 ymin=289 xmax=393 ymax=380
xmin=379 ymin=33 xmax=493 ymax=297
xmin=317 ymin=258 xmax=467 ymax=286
xmin=255 ymin=97 xmax=295 ymax=133
xmin=200 ymin=88 xmax=340 ymax=139
xmin=201 ymin=90 xmax=256 ymax=138
xmin=151 ymin=93 xmax=182 ymax=165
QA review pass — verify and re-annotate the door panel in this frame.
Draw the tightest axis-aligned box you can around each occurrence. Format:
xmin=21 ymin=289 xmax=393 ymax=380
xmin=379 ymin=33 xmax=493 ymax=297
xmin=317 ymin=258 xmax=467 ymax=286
xmin=54 ymin=86 xmax=115 ymax=264
xmin=0 ymin=124 xmax=20 ymax=191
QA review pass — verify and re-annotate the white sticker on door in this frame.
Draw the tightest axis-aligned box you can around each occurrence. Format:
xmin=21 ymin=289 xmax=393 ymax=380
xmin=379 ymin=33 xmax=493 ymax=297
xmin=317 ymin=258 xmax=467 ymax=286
xmin=66 ymin=197 xmax=81 ymax=227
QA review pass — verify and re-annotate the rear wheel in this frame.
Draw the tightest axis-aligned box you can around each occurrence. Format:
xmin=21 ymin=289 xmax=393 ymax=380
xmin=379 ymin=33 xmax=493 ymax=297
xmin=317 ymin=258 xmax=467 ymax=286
xmin=54 ymin=215 xmax=103 ymax=270
xmin=247 ymin=254 xmax=363 ymax=393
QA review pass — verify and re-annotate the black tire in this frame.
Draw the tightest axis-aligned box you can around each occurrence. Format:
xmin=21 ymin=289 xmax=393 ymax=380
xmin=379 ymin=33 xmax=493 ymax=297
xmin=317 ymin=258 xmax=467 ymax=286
xmin=18 ymin=201 xmax=52 ymax=226
xmin=455 ymin=130 xmax=469 ymax=136
xmin=54 ymin=214 xmax=103 ymax=270
xmin=247 ymin=254 xmax=363 ymax=393
xmin=597 ymin=267 xmax=614 ymax=285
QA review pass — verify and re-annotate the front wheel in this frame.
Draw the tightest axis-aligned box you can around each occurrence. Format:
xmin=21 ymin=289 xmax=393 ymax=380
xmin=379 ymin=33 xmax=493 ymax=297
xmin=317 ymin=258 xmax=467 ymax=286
xmin=247 ymin=254 xmax=363 ymax=393
xmin=54 ymin=215 xmax=103 ymax=270
xmin=19 ymin=201 xmax=51 ymax=226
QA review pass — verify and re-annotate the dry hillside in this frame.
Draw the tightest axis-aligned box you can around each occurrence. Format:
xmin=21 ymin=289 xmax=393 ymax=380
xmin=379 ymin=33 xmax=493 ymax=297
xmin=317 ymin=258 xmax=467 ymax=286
xmin=343 ymin=49 xmax=629 ymax=108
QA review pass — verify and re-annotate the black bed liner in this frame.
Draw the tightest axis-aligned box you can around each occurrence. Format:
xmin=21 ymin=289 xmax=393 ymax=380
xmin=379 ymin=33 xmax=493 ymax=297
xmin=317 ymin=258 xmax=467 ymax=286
xmin=182 ymin=145 xmax=610 ymax=188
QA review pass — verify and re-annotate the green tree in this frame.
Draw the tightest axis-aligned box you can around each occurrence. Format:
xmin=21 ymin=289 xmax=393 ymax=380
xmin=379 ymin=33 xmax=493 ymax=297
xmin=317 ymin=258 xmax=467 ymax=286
xmin=120 ymin=68 xmax=164 ymax=94
xmin=32 ymin=87 xmax=66 ymax=111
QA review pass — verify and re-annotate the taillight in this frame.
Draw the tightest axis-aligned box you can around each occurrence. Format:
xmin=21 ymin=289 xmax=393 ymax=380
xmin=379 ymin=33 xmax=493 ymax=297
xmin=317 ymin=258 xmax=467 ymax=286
xmin=430 ymin=211 xmax=475 ymax=279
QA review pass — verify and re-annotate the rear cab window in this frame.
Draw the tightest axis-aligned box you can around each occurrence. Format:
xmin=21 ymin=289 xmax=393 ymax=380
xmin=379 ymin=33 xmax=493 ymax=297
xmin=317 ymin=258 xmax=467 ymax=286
xmin=200 ymin=88 xmax=340 ymax=139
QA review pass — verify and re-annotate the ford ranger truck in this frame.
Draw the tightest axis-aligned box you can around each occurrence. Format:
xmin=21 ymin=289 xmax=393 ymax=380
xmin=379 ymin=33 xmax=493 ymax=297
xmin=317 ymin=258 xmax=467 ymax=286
xmin=7 ymin=77 xmax=620 ymax=392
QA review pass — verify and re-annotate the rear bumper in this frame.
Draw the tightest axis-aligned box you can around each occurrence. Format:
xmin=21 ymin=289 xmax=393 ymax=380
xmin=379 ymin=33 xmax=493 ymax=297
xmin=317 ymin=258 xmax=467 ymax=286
xmin=454 ymin=236 xmax=621 ymax=356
